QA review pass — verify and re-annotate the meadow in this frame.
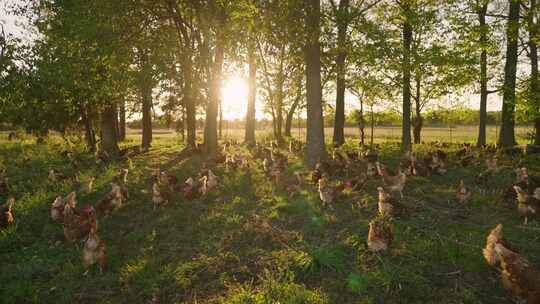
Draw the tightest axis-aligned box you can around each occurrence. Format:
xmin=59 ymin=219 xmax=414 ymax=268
xmin=1 ymin=130 xmax=540 ymax=303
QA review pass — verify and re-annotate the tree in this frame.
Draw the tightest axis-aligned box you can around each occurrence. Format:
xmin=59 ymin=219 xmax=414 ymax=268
xmin=499 ymin=0 xmax=521 ymax=147
xmin=305 ymin=0 xmax=327 ymax=167
xmin=401 ymin=0 xmax=413 ymax=151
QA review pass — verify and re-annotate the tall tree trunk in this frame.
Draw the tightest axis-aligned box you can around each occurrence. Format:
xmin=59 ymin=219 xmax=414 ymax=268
xmin=359 ymin=99 xmax=365 ymax=146
xmin=370 ymin=103 xmax=374 ymax=147
xmin=204 ymin=32 xmax=225 ymax=155
xmin=113 ymin=104 xmax=120 ymax=141
xmin=332 ymin=0 xmax=349 ymax=147
xmin=285 ymin=89 xmax=302 ymax=137
xmin=219 ymin=98 xmax=223 ymax=139
xmin=305 ymin=0 xmax=326 ymax=167
xmin=244 ymin=44 xmax=257 ymax=144
xmin=499 ymin=0 xmax=520 ymax=147
xmin=477 ymin=2 xmax=488 ymax=147
xmin=529 ymin=0 xmax=540 ymax=144
xmin=276 ymin=90 xmax=284 ymax=144
xmin=401 ymin=2 xmax=413 ymax=151
xmin=119 ymin=98 xmax=126 ymax=141
xmin=82 ymin=104 xmax=96 ymax=152
xmin=412 ymin=75 xmax=422 ymax=144
xmin=100 ymin=104 xmax=120 ymax=157
xmin=141 ymin=92 xmax=152 ymax=150
xmin=183 ymin=58 xmax=196 ymax=148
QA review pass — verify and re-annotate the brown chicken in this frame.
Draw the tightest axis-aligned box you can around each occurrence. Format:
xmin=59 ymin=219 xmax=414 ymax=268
xmin=183 ymin=177 xmax=200 ymax=200
xmin=377 ymin=187 xmax=403 ymax=217
xmin=482 ymin=224 xmax=517 ymax=268
xmin=96 ymin=183 xmax=129 ymax=216
xmin=367 ymin=216 xmax=393 ymax=253
xmin=456 ymin=180 xmax=471 ymax=203
xmin=318 ymin=177 xmax=344 ymax=206
xmin=152 ymin=181 xmax=170 ymax=209
xmin=82 ymin=220 xmax=106 ymax=275
xmin=48 ymin=169 xmax=67 ymax=183
xmin=50 ymin=191 xmax=77 ymax=223
xmin=285 ymin=171 xmax=304 ymax=197
xmin=0 ymin=197 xmax=15 ymax=229
xmin=495 ymin=243 xmax=540 ymax=303
xmin=63 ymin=203 xmax=96 ymax=242
xmin=376 ymin=162 xmax=406 ymax=198
xmin=311 ymin=162 xmax=323 ymax=185
xmin=513 ymin=186 xmax=540 ymax=225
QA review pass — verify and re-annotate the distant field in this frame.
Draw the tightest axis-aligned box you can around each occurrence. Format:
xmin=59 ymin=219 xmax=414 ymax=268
xmin=129 ymin=125 xmax=535 ymax=144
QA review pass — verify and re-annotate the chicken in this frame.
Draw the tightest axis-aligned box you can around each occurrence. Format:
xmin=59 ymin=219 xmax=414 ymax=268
xmin=482 ymin=224 xmax=518 ymax=268
xmin=424 ymin=151 xmax=447 ymax=175
xmin=96 ymin=183 xmax=128 ymax=216
xmin=50 ymin=191 xmax=76 ymax=223
xmin=0 ymin=197 xmax=15 ymax=229
xmin=376 ymin=162 xmax=406 ymax=198
xmin=152 ymin=181 xmax=169 ymax=209
xmin=377 ymin=187 xmax=403 ymax=217
xmin=183 ymin=177 xmax=200 ymax=200
xmin=120 ymin=168 xmax=129 ymax=183
xmin=48 ymin=169 xmax=67 ymax=183
xmin=285 ymin=171 xmax=304 ymax=197
xmin=82 ymin=221 xmax=106 ymax=275
xmin=400 ymin=151 xmax=415 ymax=176
xmin=476 ymin=158 xmax=498 ymax=184
xmin=63 ymin=203 xmax=96 ymax=242
xmin=318 ymin=177 xmax=344 ymax=206
xmin=367 ymin=216 xmax=393 ymax=253
xmin=206 ymin=169 xmax=219 ymax=191
xmin=366 ymin=161 xmax=378 ymax=177
xmin=513 ymin=186 xmax=540 ymax=225
xmin=495 ymin=243 xmax=540 ymax=303
xmin=456 ymin=180 xmax=471 ymax=203
xmin=311 ymin=162 xmax=323 ymax=185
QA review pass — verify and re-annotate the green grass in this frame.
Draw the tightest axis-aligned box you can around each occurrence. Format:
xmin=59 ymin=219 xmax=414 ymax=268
xmin=1 ymin=131 xmax=540 ymax=303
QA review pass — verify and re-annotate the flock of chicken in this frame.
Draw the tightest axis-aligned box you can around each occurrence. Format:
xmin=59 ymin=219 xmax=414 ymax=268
xmin=0 ymin=140 xmax=539 ymax=301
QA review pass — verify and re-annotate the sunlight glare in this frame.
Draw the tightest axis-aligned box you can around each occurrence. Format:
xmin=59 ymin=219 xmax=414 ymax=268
xmin=221 ymin=76 xmax=248 ymax=120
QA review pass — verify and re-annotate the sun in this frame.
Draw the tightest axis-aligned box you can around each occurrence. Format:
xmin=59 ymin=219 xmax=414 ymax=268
xmin=221 ymin=76 xmax=248 ymax=120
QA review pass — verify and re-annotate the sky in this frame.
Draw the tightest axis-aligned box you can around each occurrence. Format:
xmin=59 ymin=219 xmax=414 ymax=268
xmin=1 ymin=0 xmax=504 ymax=121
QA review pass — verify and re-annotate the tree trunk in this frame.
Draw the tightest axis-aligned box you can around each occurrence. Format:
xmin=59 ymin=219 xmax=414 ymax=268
xmin=332 ymin=0 xmax=349 ymax=147
xmin=413 ymin=75 xmax=422 ymax=144
xmin=100 ymin=104 xmax=120 ymax=157
xmin=477 ymin=3 xmax=488 ymax=147
xmin=183 ymin=59 xmax=197 ymax=148
xmin=285 ymin=89 xmax=302 ymax=137
xmin=370 ymin=104 xmax=374 ymax=147
xmin=304 ymin=0 xmax=326 ymax=167
xmin=499 ymin=0 xmax=520 ymax=147
xmin=529 ymin=0 xmax=540 ymax=144
xmin=82 ymin=104 xmax=96 ymax=152
xmin=401 ymin=3 xmax=413 ymax=151
xmin=119 ymin=98 xmax=126 ymax=141
xmin=219 ymin=98 xmax=223 ymax=139
xmin=359 ymin=99 xmax=365 ymax=146
xmin=141 ymin=92 xmax=152 ymax=150
xmin=244 ymin=44 xmax=257 ymax=144
xmin=204 ymin=31 xmax=225 ymax=155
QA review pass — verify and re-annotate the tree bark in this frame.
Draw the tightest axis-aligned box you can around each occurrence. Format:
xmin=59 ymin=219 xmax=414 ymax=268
xmin=204 ymin=31 xmax=225 ymax=155
xmin=141 ymin=88 xmax=152 ymax=150
xmin=119 ymin=98 xmax=126 ymax=141
xmin=285 ymin=89 xmax=302 ymax=137
xmin=413 ymin=74 xmax=422 ymax=144
xmin=529 ymin=0 xmax=540 ymax=144
xmin=100 ymin=104 xmax=120 ymax=157
xmin=499 ymin=0 xmax=520 ymax=147
xmin=82 ymin=104 xmax=96 ymax=152
xmin=359 ymin=99 xmax=365 ymax=146
xmin=477 ymin=2 xmax=488 ymax=147
xmin=332 ymin=0 xmax=349 ymax=147
xmin=244 ymin=44 xmax=257 ymax=144
xmin=304 ymin=0 xmax=326 ymax=167
xmin=401 ymin=2 xmax=413 ymax=151
xmin=183 ymin=58 xmax=197 ymax=148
